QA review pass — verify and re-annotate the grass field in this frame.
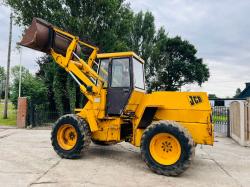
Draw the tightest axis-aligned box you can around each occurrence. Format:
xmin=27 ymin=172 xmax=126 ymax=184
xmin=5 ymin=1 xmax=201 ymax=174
xmin=213 ymin=115 xmax=228 ymax=123
xmin=0 ymin=100 xmax=17 ymax=126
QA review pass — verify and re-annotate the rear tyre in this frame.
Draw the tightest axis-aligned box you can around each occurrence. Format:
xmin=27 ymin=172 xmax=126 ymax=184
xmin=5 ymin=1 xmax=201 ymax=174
xmin=140 ymin=120 xmax=194 ymax=176
xmin=51 ymin=114 xmax=91 ymax=159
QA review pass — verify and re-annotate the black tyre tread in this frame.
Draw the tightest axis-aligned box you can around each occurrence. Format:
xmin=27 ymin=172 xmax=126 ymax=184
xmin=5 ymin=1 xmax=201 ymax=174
xmin=51 ymin=114 xmax=91 ymax=159
xmin=140 ymin=120 xmax=194 ymax=176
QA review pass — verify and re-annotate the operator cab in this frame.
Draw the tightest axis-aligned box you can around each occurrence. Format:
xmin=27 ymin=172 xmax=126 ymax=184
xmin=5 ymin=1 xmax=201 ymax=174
xmin=97 ymin=52 xmax=145 ymax=116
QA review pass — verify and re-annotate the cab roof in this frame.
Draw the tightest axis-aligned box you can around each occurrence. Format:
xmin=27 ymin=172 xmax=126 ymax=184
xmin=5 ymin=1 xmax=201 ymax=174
xmin=97 ymin=51 xmax=144 ymax=63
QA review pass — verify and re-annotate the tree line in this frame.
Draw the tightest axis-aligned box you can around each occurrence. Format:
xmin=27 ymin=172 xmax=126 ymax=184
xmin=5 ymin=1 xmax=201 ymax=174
xmin=3 ymin=0 xmax=210 ymax=115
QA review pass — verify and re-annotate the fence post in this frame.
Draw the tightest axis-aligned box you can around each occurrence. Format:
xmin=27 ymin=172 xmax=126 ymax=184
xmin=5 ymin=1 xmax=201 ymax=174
xmin=230 ymin=101 xmax=247 ymax=146
xmin=227 ymin=108 xmax=230 ymax=137
xmin=16 ymin=97 xmax=27 ymax=128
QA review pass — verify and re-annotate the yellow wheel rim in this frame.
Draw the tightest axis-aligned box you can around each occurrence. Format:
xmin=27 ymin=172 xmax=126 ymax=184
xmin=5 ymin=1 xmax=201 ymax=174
xmin=57 ymin=124 xmax=78 ymax=150
xmin=149 ymin=133 xmax=181 ymax=165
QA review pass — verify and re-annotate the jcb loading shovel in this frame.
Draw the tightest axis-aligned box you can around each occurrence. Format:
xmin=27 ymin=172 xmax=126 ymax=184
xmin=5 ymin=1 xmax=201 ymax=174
xmin=20 ymin=18 xmax=214 ymax=176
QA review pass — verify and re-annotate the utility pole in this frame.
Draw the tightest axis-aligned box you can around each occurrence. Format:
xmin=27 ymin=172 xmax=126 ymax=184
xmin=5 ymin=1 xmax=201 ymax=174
xmin=3 ymin=12 xmax=13 ymax=119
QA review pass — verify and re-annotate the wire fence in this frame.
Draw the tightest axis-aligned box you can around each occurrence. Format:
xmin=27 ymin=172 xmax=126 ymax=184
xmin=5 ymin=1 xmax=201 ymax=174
xmin=28 ymin=105 xmax=71 ymax=127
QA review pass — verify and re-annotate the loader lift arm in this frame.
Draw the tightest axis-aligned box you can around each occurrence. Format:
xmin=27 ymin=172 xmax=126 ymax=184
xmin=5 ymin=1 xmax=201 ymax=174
xmin=51 ymin=28 xmax=104 ymax=103
xmin=19 ymin=18 xmax=106 ymax=103
xmin=49 ymin=28 xmax=106 ymax=131
xmin=19 ymin=18 xmax=106 ymax=131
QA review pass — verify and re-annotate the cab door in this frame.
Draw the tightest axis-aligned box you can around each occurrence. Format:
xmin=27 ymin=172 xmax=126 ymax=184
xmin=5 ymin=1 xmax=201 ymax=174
xmin=107 ymin=57 xmax=132 ymax=116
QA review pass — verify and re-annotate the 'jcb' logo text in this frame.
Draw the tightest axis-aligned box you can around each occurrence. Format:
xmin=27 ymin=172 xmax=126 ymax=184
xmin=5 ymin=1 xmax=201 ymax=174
xmin=189 ymin=96 xmax=202 ymax=106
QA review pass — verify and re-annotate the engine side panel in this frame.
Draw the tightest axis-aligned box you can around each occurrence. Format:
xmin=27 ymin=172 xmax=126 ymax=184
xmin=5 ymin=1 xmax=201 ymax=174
xmin=132 ymin=91 xmax=214 ymax=146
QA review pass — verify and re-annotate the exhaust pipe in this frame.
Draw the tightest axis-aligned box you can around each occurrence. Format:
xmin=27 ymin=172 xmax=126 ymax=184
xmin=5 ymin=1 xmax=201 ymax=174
xmin=19 ymin=18 xmax=81 ymax=56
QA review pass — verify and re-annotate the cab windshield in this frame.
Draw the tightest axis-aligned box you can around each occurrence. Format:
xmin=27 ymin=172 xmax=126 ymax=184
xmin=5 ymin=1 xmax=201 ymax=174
xmin=111 ymin=58 xmax=130 ymax=87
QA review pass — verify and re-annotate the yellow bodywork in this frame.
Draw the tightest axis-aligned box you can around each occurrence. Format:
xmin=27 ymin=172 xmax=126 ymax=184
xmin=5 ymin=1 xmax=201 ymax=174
xmin=86 ymin=81 xmax=213 ymax=147
xmin=130 ymin=91 xmax=213 ymax=146
xmin=42 ymin=26 xmax=213 ymax=148
xmin=97 ymin=51 xmax=145 ymax=63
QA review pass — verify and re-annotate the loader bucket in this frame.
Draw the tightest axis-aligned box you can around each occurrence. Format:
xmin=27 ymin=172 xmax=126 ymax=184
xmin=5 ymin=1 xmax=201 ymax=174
xmin=18 ymin=18 xmax=52 ymax=53
xmin=19 ymin=17 xmax=82 ymax=56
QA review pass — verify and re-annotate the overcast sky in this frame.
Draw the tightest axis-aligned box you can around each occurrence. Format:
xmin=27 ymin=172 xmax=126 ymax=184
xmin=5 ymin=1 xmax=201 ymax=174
xmin=0 ymin=5 xmax=43 ymax=75
xmin=0 ymin=1 xmax=250 ymax=97
xmin=127 ymin=0 xmax=250 ymax=97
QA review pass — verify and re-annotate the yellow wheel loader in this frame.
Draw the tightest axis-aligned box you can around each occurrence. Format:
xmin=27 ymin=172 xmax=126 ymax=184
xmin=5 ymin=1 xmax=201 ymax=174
xmin=20 ymin=18 xmax=213 ymax=176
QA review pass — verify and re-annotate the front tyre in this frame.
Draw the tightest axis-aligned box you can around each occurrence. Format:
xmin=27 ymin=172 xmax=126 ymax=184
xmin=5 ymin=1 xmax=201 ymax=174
xmin=140 ymin=120 xmax=194 ymax=176
xmin=51 ymin=114 xmax=91 ymax=159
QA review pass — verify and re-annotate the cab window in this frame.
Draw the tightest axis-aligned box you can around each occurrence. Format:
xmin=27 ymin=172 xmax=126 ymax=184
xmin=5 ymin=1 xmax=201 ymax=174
xmin=98 ymin=59 xmax=109 ymax=87
xmin=133 ymin=58 xmax=145 ymax=89
xmin=111 ymin=58 xmax=130 ymax=87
